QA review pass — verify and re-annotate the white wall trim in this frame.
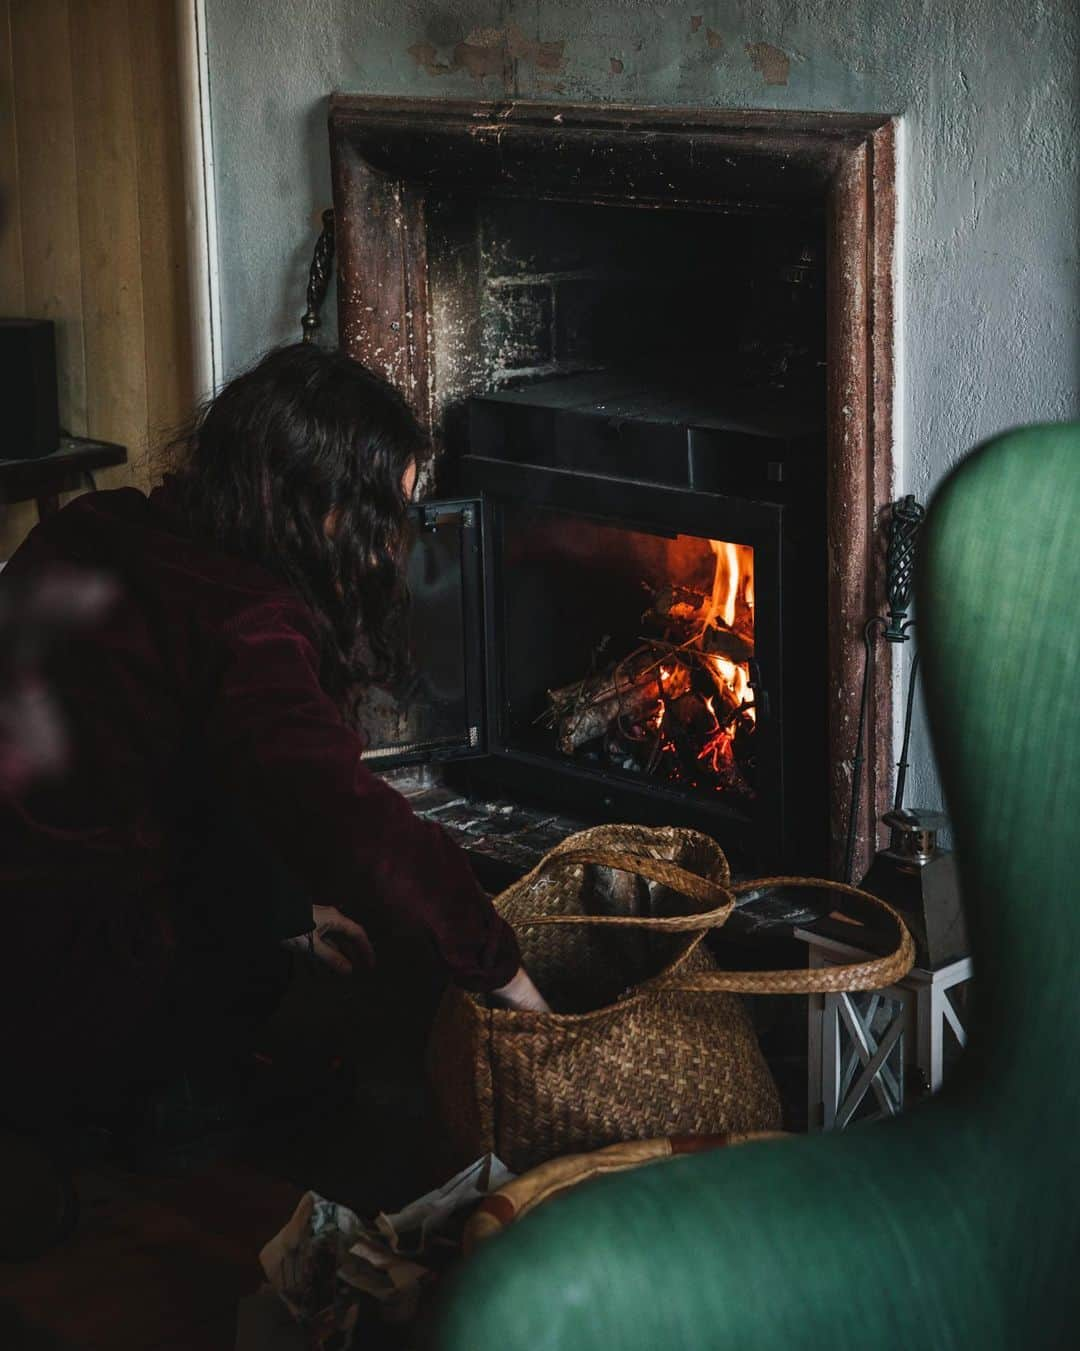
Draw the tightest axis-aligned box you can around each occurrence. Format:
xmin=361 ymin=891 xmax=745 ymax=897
xmin=177 ymin=0 xmax=223 ymax=400
xmin=891 ymin=115 xmax=906 ymax=502
xmin=890 ymin=113 xmax=909 ymax=782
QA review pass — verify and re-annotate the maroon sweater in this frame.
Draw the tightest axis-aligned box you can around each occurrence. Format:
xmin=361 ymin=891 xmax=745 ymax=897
xmin=0 ymin=488 xmax=519 ymax=1044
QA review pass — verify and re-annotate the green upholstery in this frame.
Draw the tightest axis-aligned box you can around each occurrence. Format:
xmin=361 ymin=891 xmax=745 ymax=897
xmin=436 ymin=423 xmax=1080 ymax=1350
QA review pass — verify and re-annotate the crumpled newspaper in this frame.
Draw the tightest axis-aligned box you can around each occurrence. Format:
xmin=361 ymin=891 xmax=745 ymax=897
xmin=258 ymin=1154 xmax=514 ymax=1346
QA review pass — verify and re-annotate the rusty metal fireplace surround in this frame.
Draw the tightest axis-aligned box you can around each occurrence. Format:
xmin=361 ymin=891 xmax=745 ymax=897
xmin=328 ymin=96 xmax=897 ymax=881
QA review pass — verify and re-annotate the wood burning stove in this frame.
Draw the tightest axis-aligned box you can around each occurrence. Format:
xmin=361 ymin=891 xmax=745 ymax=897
xmin=360 ymin=375 xmax=826 ymax=874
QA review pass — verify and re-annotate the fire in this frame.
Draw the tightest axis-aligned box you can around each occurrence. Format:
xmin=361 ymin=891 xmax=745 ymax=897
xmin=705 ymin=653 xmax=756 ymax=725
xmin=656 ymin=535 xmax=756 ymax=790
xmin=698 ymin=539 xmax=754 ymax=631
xmin=696 ymin=540 xmax=756 ymax=725
xmin=545 ymin=529 xmax=756 ymax=798
xmin=657 ymin=662 xmax=691 ymax=701
xmin=698 ymin=725 xmax=736 ymax=775
xmin=701 ymin=539 xmax=741 ymax=630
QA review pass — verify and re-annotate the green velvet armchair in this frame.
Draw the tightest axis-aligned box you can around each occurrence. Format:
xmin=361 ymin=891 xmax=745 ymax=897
xmin=436 ymin=423 xmax=1080 ymax=1350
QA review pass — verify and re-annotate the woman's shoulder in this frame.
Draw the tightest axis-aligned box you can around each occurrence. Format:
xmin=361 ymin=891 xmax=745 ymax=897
xmin=9 ymin=484 xmax=313 ymax=636
xmin=221 ymin=591 xmax=319 ymax=645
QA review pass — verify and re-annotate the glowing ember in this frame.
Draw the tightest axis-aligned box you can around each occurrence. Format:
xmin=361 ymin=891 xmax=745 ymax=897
xmin=698 ymin=724 xmax=736 ymax=774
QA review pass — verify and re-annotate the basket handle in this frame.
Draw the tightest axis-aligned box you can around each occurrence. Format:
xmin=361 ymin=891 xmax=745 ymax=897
xmin=507 ymin=840 xmax=915 ymax=996
xmin=651 ymin=878 xmax=915 ymax=995
xmin=512 ymin=844 xmax=737 ymax=934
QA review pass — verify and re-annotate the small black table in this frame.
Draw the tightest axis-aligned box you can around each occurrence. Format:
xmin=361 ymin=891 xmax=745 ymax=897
xmin=0 ymin=436 xmax=127 ymax=520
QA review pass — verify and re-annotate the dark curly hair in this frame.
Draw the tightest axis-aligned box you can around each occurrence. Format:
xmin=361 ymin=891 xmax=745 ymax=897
xmin=165 ymin=343 xmax=427 ymax=701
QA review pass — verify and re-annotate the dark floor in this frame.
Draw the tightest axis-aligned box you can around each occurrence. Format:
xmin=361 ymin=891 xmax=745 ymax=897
xmin=0 ymin=1157 xmax=300 ymax=1351
xmin=0 ymin=954 xmax=448 ymax=1351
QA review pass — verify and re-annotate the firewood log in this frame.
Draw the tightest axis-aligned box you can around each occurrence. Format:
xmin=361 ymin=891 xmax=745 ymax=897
xmin=665 ymin=689 xmax=741 ymax=768
xmin=645 ymin=585 xmax=708 ymax=626
xmin=547 ymin=648 xmax=658 ymax=718
xmin=699 ymin=622 xmax=754 ymax=665
xmin=549 ymin=649 xmax=668 ymax=751
xmin=555 ymin=679 xmax=663 ymax=752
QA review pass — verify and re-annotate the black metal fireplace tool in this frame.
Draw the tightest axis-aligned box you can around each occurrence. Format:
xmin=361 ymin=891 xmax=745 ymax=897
xmin=843 ymin=494 xmax=924 ymax=886
xmin=825 ymin=494 xmax=967 ymax=965
xmin=847 ymin=497 xmax=969 ymax=964
xmin=728 ymin=492 xmax=968 ymax=964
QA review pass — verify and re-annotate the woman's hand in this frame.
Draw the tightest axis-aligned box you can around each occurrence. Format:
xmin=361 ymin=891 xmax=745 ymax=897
xmin=491 ymin=965 xmax=550 ymax=1013
xmin=282 ymin=905 xmax=375 ymax=976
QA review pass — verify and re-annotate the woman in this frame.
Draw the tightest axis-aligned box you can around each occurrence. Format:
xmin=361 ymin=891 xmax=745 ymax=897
xmin=0 ymin=343 xmax=545 ymax=1122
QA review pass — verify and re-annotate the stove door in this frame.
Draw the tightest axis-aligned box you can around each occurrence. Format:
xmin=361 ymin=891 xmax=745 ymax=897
xmin=355 ymin=498 xmax=486 ymax=768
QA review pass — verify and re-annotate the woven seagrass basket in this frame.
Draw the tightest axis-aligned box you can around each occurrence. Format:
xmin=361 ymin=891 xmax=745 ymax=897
xmin=429 ymin=824 xmax=913 ymax=1175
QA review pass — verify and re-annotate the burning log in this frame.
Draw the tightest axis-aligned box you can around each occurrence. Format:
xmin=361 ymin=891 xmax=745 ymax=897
xmin=699 ymin=621 xmax=754 ymax=666
xmin=646 ymin=584 xmax=708 ymax=627
xmin=548 ymin=649 xmax=690 ymax=753
xmin=556 ymin=691 xmax=659 ymax=752
xmin=644 ymin=584 xmax=753 ymax=664
xmin=543 ymin=536 xmax=757 ymax=797
xmin=548 ymin=648 xmax=656 ymax=718
xmin=554 ymin=682 xmax=661 ymax=755
xmin=664 ymin=690 xmax=738 ymax=768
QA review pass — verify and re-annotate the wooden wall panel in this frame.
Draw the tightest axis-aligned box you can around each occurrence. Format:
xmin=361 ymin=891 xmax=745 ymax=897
xmin=69 ymin=0 xmax=148 ymax=489
xmin=129 ymin=0 xmax=195 ymax=481
xmin=10 ymin=0 xmax=86 ymax=437
xmin=0 ymin=0 xmax=25 ymax=314
xmin=0 ymin=0 xmax=193 ymax=554
xmin=0 ymin=0 xmax=33 ymax=551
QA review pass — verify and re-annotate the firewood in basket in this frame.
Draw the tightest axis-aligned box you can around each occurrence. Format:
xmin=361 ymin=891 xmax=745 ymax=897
xmin=584 ymin=862 xmax=655 ymax=987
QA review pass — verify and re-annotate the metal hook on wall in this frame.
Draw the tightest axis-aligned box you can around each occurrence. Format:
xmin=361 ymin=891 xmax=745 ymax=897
xmin=300 ymin=208 xmax=336 ymax=343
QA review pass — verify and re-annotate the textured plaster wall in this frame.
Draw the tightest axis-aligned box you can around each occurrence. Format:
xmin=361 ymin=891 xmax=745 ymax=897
xmin=204 ymin=0 xmax=1079 ymax=822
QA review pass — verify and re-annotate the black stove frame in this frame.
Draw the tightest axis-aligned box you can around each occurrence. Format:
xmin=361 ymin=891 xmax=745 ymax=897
xmin=365 ymin=451 xmax=827 ymax=874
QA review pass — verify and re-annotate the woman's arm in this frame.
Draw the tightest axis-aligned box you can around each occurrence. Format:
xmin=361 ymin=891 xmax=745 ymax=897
xmin=204 ymin=598 xmax=523 ymax=992
xmin=492 ymin=966 xmax=550 ymax=1012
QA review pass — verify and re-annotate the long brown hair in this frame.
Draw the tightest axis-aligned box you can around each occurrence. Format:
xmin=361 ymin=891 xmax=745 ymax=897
xmin=165 ymin=343 xmax=427 ymax=699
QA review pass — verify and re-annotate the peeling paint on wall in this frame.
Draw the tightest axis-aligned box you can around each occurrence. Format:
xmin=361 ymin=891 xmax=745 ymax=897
xmin=408 ymin=23 xmax=564 ymax=89
xmin=745 ymin=42 xmax=790 ymax=87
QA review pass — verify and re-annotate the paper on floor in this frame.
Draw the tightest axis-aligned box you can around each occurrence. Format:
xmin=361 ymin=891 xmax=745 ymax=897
xmin=257 ymin=1154 xmax=515 ymax=1344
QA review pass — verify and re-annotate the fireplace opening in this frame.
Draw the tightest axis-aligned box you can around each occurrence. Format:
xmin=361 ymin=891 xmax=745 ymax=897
xmin=499 ymin=508 xmax=758 ymax=808
xmin=357 ymin=181 xmax=830 ymax=871
xmin=421 ymin=190 xmax=828 ymax=870
xmin=331 ymin=97 xmax=897 ymax=879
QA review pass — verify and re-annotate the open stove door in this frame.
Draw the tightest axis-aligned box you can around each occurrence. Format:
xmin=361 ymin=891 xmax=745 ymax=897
xmin=355 ymin=498 xmax=487 ymax=769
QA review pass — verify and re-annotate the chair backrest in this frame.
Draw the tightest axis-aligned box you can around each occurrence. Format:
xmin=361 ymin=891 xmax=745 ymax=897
xmin=919 ymin=423 xmax=1080 ymax=1113
xmin=435 ymin=424 xmax=1080 ymax=1351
